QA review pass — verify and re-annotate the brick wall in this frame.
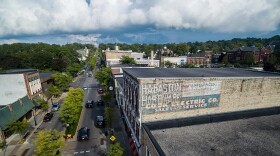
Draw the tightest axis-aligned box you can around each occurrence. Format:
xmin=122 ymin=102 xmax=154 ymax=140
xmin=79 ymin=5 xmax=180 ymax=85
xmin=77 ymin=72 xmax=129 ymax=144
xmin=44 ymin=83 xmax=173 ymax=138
xmin=141 ymin=126 xmax=161 ymax=156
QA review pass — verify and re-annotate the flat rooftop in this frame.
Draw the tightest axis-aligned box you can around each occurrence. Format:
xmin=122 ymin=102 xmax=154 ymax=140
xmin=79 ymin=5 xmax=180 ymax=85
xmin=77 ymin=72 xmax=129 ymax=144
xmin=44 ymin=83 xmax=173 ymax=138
xmin=151 ymin=114 xmax=280 ymax=156
xmin=123 ymin=68 xmax=280 ymax=78
xmin=0 ymin=68 xmax=37 ymax=74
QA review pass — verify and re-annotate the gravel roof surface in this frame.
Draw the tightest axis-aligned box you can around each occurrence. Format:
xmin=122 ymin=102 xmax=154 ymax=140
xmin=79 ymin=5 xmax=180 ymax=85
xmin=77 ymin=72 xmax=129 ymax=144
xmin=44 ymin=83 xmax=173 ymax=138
xmin=151 ymin=114 xmax=280 ymax=156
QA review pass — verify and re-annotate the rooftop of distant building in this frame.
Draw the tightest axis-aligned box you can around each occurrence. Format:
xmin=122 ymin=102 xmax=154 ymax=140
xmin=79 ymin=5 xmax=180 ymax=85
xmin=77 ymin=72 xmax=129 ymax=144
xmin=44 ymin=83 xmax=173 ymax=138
xmin=0 ymin=68 xmax=38 ymax=74
xmin=123 ymin=68 xmax=280 ymax=79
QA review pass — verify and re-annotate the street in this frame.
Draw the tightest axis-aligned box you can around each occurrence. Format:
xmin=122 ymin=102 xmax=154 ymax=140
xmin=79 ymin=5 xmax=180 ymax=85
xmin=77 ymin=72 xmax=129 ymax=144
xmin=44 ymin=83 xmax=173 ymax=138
xmin=62 ymin=66 xmax=107 ymax=156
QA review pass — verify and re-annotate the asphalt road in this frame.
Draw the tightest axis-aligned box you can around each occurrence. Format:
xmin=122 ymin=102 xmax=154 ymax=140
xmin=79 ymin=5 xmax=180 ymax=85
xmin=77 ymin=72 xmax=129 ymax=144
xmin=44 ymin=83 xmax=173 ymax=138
xmin=62 ymin=66 xmax=107 ymax=156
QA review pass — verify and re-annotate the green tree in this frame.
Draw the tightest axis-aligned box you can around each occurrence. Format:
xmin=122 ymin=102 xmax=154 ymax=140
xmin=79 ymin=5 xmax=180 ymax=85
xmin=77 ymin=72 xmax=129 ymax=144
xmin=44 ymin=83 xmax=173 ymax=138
xmin=51 ymin=73 xmax=73 ymax=91
xmin=67 ymin=63 xmax=82 ymax=77
xmin=222 ymin=55 xmax=229 ymax=65
xmin=164 ymin=61 xmax=174 ymax=68
xmin=48 ymin=84 xmax=61 ymax=97
xmin=34 ymin=129 xmax=64 ymax=156
xmin=180 ymin=63 xmax=195 ymax=68
xmin=105 ymin=107 xmax=113 ymax=128
xmin=175 ymin=43 xmax=189 ymax=56
xmin=107 ymin=142 xmax=124 ymax=156
xmin=8 ymin=120 xmax=30 ymax=139
xmin=102 ymin=92 xmax=113 ymax=106
xmin=60 ymin=88 xmax=84 ymax=134
xmin=243 ymin=52 xmax=254 ymax=65
xmin=95 ymin=67 xmax=111 ymax=89
xmin=119 ymin=55 xmax=136 ymax=65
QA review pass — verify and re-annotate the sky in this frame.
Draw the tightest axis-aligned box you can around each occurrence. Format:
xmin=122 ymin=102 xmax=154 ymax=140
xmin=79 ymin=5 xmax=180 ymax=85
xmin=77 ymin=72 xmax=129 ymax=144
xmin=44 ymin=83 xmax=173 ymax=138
xmin=0 ymin=0 xmax=280 ymax=45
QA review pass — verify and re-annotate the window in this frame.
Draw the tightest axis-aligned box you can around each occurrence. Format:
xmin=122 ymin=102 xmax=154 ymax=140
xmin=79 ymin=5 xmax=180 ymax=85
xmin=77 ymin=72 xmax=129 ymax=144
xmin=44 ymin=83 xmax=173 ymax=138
xmin=146 ymin=146 xmax=152 ymax=156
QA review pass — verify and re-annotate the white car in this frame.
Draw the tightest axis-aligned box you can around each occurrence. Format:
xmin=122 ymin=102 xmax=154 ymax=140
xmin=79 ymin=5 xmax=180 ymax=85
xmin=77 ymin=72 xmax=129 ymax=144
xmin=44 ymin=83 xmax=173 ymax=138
xmin=52 ymin=103 xmax=60 ymax=111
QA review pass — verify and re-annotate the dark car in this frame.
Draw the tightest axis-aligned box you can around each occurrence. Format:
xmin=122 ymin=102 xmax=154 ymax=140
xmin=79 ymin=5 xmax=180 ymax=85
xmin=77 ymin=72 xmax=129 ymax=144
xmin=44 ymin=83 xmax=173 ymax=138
xmin=77 ymin=127 xmax=90 ymax=141
xmin=97 ymin=99 xmax=104 ymax=106
xmin=95 ymin=116 xmax=105 ymax=128
xmin=85 ymin=100 xmax=94 ymax=108
xmin=88 ymin=73 xmax=92 ymax=77
xmin=43 ymin=113 xmax=54 ymax=122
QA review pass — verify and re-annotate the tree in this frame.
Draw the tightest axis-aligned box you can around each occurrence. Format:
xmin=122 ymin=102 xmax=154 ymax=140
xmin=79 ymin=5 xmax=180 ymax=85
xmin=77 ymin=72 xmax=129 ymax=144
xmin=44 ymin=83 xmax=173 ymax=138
xmin=95 ymin=67 xmax=111 ymax=90
xmin=180 ymin=63 xmax=195 ymax=68
xmin=243 ymin=52 xmax=254 ymax=65
xmin=51 ymin=73 xmax=73 ymax=91
xmin=34 ymin=129 xmax=64 ymax=156
xmin=66 ymin=63 xmax=82 ymax=77
xmin=164 ymin=61 xmax=174 ymax=68
xmin=222 ymin=55 xmax=229 ymax=65
xmin=175 ymin=43 xmax=189 ymax=56
xmin=107 ymin=142 xmax=124 ymax=156
xmin=60 ymin=88 xmax=84 ymax=134
xmin=119 ymin=55 xmax=136 ymax=65
xmin=8 ymin=120 xmax=30 ymax=139
xmin=48 ymin=84 xmax=61 ymax=97
xmin=105 ymin=107 xmax=113 ymax=128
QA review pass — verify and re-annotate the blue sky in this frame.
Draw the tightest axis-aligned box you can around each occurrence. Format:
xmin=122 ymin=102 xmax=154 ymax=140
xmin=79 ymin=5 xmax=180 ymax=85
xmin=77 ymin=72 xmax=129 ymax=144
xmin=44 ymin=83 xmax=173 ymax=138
xmin=0 ymin=0 xmax=280 ymax=45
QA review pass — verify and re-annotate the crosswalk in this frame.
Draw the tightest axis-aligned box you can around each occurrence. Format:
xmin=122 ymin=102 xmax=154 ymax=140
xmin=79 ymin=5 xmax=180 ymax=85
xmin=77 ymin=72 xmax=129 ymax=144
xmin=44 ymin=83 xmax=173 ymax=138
xmin=74 ymin=150 xmax=91 ymax=154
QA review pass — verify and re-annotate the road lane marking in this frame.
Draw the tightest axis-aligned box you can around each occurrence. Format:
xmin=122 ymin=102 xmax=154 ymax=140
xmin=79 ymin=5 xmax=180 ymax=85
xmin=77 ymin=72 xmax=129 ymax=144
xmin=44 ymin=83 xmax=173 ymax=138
xmin=80 ymin=151 xmax=84 ymax=153
xmin=86 ymin=150 xmax=90 ymax=153
xmin=74 ymin=152 xmax=79 ymax=154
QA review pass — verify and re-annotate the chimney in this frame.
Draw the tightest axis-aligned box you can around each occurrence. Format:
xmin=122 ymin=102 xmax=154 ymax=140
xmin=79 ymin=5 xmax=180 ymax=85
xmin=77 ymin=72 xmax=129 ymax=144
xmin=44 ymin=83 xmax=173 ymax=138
xmin=115 ymin=45 xmax=119 ymax=51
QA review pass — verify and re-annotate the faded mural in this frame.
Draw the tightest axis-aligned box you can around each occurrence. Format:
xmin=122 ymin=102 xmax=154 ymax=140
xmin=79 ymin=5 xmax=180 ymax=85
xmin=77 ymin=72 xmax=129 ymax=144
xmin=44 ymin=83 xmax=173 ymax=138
xmin=141 ymin=81 xmax=221 ymax=114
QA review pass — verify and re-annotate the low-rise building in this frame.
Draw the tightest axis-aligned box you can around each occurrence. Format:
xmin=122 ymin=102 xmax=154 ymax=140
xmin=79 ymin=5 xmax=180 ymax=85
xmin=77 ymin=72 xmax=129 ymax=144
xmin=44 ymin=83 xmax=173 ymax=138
xmin=119 ymin=68 xmax=280 ymax=155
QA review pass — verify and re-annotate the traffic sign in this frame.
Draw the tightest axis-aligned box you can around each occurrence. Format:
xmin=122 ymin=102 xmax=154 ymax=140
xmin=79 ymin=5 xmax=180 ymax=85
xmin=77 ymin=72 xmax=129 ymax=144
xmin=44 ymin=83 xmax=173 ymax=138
xmin=110 ymin=135 xmax=116 ymax=141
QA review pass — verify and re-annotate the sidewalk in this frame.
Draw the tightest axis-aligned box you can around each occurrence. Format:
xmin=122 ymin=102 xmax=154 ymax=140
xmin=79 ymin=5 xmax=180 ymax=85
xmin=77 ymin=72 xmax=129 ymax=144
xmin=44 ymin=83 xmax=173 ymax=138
xmin=0 ymin=93 xmax=67 ymax=156
xmin=109 ymin=100 xmax=132 ymax=156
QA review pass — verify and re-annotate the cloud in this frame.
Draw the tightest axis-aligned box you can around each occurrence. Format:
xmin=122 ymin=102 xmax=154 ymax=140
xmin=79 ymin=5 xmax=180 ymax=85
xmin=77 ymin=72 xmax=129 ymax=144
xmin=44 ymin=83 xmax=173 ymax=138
xmin=0 ymin=39 xmax=21 ymax=45
xmin=0 ymin=0 xmax=280 ymax=38
xmin=67 ymin=34 xmax=100 ymax=43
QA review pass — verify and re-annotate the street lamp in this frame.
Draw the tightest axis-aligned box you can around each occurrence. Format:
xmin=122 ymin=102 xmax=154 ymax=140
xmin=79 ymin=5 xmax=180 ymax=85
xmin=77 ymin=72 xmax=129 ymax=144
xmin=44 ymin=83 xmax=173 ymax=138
xmin=33 ymin=108 xmax=37 ymax=126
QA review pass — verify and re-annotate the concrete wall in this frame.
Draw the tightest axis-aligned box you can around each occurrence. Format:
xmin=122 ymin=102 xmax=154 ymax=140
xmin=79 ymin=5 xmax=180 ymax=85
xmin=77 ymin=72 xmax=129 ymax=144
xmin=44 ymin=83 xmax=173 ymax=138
xmin=105 ymin=51 xmax=131 ymax=59
xmin=0 ymin=74 xmax=27 ymax=105
xmin=138 ymin=77 xmax=280 ymax=122
xmin=162 ymin=56 xmax=187 ymax=65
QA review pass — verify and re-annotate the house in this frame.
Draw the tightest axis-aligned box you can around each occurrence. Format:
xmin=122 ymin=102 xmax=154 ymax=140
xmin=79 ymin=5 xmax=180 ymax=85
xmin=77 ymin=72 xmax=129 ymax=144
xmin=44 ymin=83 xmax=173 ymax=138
xmin=226 ymin=46 xmax=272 ymax=64
xmin=117 ymin=68 xmax=280 ymax=155
xmin=104 ymin=46 xmax=159 ymax=67
xmin=77 ymin=47 xmax=89 ymax=61
xmin=160 ymin=56 xmax=187 ymax=67
xmin=187 ymin=51 xmax=212 ymax=67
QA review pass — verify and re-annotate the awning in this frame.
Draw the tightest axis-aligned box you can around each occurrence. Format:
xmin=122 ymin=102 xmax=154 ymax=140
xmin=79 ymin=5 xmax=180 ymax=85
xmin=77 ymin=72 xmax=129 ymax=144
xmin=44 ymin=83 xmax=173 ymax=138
xmin=0 ymin=96 xmax=35 ymax=130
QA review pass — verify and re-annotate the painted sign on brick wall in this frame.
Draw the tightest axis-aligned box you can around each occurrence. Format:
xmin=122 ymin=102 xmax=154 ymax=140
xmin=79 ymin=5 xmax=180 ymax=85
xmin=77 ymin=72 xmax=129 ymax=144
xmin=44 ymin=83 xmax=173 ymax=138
xmin=141 ymin=81 xmax=221 ymax=114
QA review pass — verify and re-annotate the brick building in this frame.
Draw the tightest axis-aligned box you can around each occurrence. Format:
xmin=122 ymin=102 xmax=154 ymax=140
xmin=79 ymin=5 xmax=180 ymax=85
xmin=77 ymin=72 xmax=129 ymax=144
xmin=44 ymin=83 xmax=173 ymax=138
xmin=119 ymin=68 xmax=280 ymax=155
xmin=227 ymin=46 xmax=272 ymax=63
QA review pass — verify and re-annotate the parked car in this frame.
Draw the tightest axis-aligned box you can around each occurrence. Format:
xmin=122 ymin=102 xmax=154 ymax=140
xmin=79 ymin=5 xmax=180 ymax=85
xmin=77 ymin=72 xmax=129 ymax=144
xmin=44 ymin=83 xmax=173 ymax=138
xmin=83 ymin=86 xmax=88 ymax=90
xmin=85 ymin=100 xmax=94 ymax=108
xmin=97 ymin=99 xmax=104 ymax=106
xmin=52 ymin=103 xmax=60 ymax=111
xmin=43 ymin=113 xmax=54 ymax=122
xmin=97 ymin=88 xmax=104 ymax=94
xmin=95 ymin=116 xmax=105 ymax=128
xmin=77 ymin=127 xmax=90 ymax=141
xmin=88 ymin=73 xmax=92 ymax=77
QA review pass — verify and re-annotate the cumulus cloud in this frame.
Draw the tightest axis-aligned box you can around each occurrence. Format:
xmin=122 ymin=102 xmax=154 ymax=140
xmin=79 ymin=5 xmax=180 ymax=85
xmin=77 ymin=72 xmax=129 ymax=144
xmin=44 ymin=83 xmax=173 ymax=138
xmin=0 ymin=0 xmax=280 ymax=37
